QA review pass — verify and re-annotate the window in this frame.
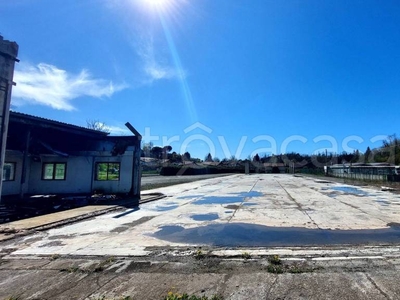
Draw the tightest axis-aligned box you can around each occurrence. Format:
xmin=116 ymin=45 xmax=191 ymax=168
xmin=96 ymin=162 xmax=120 ymax=181
xmin=42 ymin=163 xmax=66 ymax=180
xmin=3 ymin=162 xmax=16 ymax=181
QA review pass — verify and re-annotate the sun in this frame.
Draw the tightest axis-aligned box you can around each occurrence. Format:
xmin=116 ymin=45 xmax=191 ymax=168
xmin=142 ymin=0 xmax=171 ymax=11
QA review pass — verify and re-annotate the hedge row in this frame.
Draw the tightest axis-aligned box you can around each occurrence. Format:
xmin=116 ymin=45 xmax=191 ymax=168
xmin=160 ymin=166 xmax=249 ymax=176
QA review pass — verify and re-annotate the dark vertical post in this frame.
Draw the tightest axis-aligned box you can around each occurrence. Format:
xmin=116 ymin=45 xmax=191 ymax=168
xmin=20 ymin=129 xmax=30 ymax=199
xmin=125 ymin=122 xmax=142 ymax=205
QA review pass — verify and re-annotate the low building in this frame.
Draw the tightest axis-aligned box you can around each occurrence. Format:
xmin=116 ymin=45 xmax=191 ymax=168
xmin=328 ymin=163 xmax=399 ymax=181
xmin=2 ymin=112 xmax=141 ymax=201
xmin=263 ymin=163 xmax=287 ymax=173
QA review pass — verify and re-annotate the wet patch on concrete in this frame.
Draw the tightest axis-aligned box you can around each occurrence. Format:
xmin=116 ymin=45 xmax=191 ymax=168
xmin=190 ymin=213 xmax=219 ymax=221
xmin=326 ymin=192 xmax=338 ymax=198
xmin=122 ymin=216 xmax=155 ymax=227
xmin=331 ymin=186 xmax=370 ymax=196
xmin=152 ymin=223 xmax=400 ymax=247
xmin=224 ymin=205 xmax=240 ymax=210
xmin=24 ymin=236 xmax=46 ymax=243
xmin=233 ymin=191 xmax=264 ymax=198
xmin=110 ymin=226 xmax=129 ymax=233
xmin=192 ymin=191 xmax=263 ymax=205
xmin=375 ymin=199 xmax=391 ymax=206
xmin=177 ymin=195 xmax=204 ymax=199
xmin=193 ymin=196 xmax=244 ymax=205
xmin=48 ymin=235 xmax=74 ymax=240
xmin=39 ymin=241 xmax=65 ymax=247
xmin=154 ymin=225 xmax=185 ymax=239
xmin=387 ymin=222 xmax=400 ymax=229
xmin=242 ymin=202 xmax=257 ymax=206
xmin=153 ymin=205 xmax=179 ymax=211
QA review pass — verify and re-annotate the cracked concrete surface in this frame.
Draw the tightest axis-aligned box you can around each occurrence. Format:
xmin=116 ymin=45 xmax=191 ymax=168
xmin=2 ymin=174 xmax=400 ymax=299
xmin=1 ymin=256 xmax=400 ymax=299
xmin=3 ymin=174 xmax=400 ymax=256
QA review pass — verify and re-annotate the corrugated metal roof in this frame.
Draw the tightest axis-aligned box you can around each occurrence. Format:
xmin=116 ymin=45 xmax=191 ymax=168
xmin=9 ymin=111 xmax=109 ymax=136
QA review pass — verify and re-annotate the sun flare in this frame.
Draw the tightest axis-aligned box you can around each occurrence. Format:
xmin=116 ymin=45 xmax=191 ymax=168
xmin=142 ymin=0 xmax=171 ymax=11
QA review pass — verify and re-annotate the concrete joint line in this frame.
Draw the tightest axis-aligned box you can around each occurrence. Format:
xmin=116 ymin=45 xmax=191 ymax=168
xmin=248 ymin=179 xmax=259 ymax=193
xmin=85 ymin=274 xmax=119 ymax=300
xmin=276 ymin=179 xmax=321 ymax=230
xmin=365 ymin=273 xmax=391 ymax=299
xmin=265 ymin=276 xmax=278 ymax=300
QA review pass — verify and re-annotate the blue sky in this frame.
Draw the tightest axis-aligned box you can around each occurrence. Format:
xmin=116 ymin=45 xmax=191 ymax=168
xmin=1 ymin=0 xmax=399 ymax=159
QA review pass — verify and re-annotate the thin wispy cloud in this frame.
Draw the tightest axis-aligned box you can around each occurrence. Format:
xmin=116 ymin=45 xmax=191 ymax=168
xmin=104 ymin=1 xmax=187 ymax=84
xmin=98 ymin=122 xmax=132 ymax=136
xmin=108 ymin=125 xmax=132 ymax=136
xmin=136 ymin=34 xmax=187 ymax=84
xmin=12 ymin=63 xmax=126 ymax=111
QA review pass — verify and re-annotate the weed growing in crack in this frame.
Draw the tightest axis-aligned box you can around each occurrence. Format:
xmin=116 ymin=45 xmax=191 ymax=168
xmin=194 ymin=250 xmax=206 ymax=260
xmin=4 ymin=296 xmax=21 ymax=300
xmin=288 ymin=263 xmax=319 ymax=274
xmin=267 ymin=264 xmax=284 ymax=274
xmin=266 ymin=254 xmax=284 ymax=273
xmin=59 ymin=266 xmax=80 ymax=273
xmin=164 ymin=292 xmax=223 ymax=300
xmin=89 ymin=296 xmax=132 ymax=300
xmin=268 ymin=255 xmax=282 ymax=265
xmin=50 ymin=254 xmax=61 ymax=260
xmin=60 ymin=257 xmax=116 ymax=274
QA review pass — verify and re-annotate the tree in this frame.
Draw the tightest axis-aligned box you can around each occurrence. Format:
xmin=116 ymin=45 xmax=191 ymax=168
xmin=163 ymin=145 xmax=172 ymax=152
xmin=150 ymin=146 xmax=163 ymax=159
xmin=253 ymin=153 xmax=260 ymax=162
xmin=365 ymin=147 xmax=372 ymax=163
xmin=142 ymin=142 xmax=153 ymax=157
xmin=183 ymin=151 xmax=191 ymax=161
xmin=162 ymin=146 xmax=172 ymax=159
xmin=205 ymin=153 xmax=213 ymax=162
xmin=169 ymin=151 xmax=182 ymax=163
xmin=86 ymin=119 xmax=110 ymax=133
xmin=229 ymin=155 xmax=237 ymax=162
xmin=351 ymin=150 xmax=360 ymax=163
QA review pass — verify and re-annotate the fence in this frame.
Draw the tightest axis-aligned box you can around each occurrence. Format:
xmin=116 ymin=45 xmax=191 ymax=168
xmin=330 ymin=172 xmax=387 ymax=181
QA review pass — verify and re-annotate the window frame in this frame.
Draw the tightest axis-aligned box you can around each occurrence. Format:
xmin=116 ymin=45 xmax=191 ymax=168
xmin=95 ymin=162 xmax=121 ymax=181
xmin=3 ymin=162 xmax=16 ymax=181
xmin=42 ymin=162 xmax=67 ymax=181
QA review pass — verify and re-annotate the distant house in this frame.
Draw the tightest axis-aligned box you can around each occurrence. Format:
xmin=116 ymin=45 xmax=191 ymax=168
xmin=2 ymin=112 xmax=141 ymax=200
xmin=263 ymin=163 xmax=286 ymax=173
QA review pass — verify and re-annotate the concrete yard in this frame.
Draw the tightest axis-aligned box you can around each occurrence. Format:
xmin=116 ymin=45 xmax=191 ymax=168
xmin=3 ymin=174 xmax=400 ymax=256
xmin=2 ymin=174 xmax=400 ymax=299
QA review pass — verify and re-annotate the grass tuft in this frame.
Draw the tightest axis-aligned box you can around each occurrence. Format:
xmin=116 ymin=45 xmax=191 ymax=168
xmin=193 ymin=250 xmax=206 ymax=260
xmin=164 ymin=292 xmax=223 ymax=300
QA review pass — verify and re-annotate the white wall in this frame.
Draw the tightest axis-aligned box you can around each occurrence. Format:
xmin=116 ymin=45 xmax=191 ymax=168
xmin=3 ymin=150 xmax=135 ymax=196
xmin=28 ymin=156 xmax=93 ymax=194
xmin=2 ymin=151 xmax=23 ymax=196
xmin=91 ymin=153 xmax=133 ymax=194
